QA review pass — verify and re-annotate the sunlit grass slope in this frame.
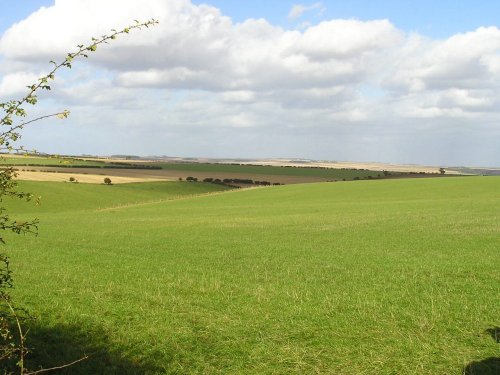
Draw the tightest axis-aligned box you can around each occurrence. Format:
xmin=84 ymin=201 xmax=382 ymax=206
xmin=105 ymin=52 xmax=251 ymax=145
xmin=7 ymin=180 xmax=231 ymax=214
xmin=6 ymin=177 xmax=500 ymax=374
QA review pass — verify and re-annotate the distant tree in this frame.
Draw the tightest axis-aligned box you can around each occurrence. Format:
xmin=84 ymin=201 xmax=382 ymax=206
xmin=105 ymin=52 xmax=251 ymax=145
xmin=69 ymin=176 xmax=76 ymax=182
xmin=439 ymin=168 xmax=446 ymax=175
xmin=104 ymin=177 xmax=112 ymax=185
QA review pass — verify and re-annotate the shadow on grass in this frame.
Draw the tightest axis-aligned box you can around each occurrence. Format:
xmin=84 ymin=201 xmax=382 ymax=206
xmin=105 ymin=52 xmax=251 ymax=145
xmin=462 ymin=327 xmax=500 ymax=375
xmin=20 ymin=322 xmax=163 ymax=374
xmin=463 ymin=358 xmax=500 ymax=375
xmin=486 ymin=327 xmax=500 ymax=343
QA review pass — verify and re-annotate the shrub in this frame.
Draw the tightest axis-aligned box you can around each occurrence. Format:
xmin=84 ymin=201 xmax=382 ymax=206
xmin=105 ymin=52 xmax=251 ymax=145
xmin=104 ymin=177 xmax=112 ymax=185
xmin=0 ymin=19 xmax=158 ymax=373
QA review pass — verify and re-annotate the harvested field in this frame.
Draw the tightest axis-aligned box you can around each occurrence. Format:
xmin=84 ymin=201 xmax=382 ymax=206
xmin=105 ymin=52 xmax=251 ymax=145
xmin=14 ymin=170 xmax=170 ymax=184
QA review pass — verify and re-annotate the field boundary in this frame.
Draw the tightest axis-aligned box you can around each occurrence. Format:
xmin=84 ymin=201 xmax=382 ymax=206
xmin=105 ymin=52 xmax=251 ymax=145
xmin=93 ymin=187 xmax=253 ymax=212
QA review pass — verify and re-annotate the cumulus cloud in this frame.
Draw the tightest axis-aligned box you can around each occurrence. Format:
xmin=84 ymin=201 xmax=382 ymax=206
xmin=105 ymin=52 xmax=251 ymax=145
xmin=383 ymin=27 xmax=500 ymax=93
xmin=0 ymin=0 xmax=499 ymax=165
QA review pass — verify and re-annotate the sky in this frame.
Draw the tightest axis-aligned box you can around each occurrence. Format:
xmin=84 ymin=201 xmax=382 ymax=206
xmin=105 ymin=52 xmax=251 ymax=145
xmin=1 ymin=0 xmax=499 ymax=166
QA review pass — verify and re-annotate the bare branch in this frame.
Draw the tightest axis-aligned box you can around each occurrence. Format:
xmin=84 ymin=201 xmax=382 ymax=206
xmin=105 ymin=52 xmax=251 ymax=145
xmin=25 ymin=356 xmax=90 ymax=375
xmin=0 ymin=111 xmax=70 ymax=140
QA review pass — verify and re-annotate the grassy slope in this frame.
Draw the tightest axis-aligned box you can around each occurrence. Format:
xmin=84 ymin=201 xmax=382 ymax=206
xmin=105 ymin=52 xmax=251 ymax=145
xmin=147 ymin=162 xmax=382 ymax=180
xmin=5 ymin=178 xmax=500 ymax=374
xmin=5 ymin=180 xmax=230 ymax=214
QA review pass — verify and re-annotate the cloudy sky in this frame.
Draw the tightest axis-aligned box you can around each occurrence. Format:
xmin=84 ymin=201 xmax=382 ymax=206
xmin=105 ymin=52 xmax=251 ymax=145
xmin=1 ymin=0 xmax=499 ymax=166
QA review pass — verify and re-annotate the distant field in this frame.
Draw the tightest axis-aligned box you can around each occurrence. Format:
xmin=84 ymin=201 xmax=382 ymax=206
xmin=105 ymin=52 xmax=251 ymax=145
xmin=0 ymin=157 xmax=412 ymax=183
xmin=0 ymin=155 xmax=105 ymax=167
xmin=0 ymin=155 xmax=158 ymax=170
xmin=144 ymin=161 xmax=394 ymax=180
xmin=14 ymin=170 xmax=171 ymax=184
xmin=4 ymin=177 xmax=499 ymax=374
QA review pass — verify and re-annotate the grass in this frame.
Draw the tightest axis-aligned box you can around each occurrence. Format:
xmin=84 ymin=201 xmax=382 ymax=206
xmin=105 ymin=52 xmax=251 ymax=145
xmin=5 ymin=180 xmax=231 ymax=214
xmin=0 ymin=156 xmax=105 ymax=167
xmin=4 ymin=177 xmax=499 ymax=374
xmin=147 ymin=162 xmax=384 ymax=180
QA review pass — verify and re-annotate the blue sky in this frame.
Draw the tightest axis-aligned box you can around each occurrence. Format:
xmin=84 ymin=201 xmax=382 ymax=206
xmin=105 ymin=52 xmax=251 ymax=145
xmin=194 ymin=0 xmax=500 ymax=38
xmin=1 ymin=0 xmax=49 ymax=32
xmin=1 ymin=0 xmax=499 ymax=166
xmin=4 ymin=0 xmax=499 ymax=37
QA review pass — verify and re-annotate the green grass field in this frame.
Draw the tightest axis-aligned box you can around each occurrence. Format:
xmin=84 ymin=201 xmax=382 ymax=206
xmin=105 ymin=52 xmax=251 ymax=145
xmin=148 ymin=162 xmax=385 ymax=180
xmin=4 ymin=177 xmax=499 ymax=374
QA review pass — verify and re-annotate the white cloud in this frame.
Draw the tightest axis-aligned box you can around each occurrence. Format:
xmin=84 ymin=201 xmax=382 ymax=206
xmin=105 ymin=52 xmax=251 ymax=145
xmin=0 ymin=0 xmax=499 ymax=166
xmin=383 ymin=27 xmax=500 ymax=93
xmin=222 ymin=91 xmax=255 ymax=103
xmin=0 ymin=71 xmax=40 ymax=98
xmin=294 ymin=19 xmax=402 ymax=60
xmin=288 ymin=3 xmax=324 ymax=21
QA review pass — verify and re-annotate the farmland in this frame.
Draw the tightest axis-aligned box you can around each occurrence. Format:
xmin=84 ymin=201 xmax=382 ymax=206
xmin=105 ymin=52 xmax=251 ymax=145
xmin=2 ymin=154 xmax=447 ymax=185
xmin=0 ymin=155 xmax=106 ymax=167
xmin=146 ymin=161 xmax=383 ymax=179
xmin=4 ymin=177 xmax=499 ymax=374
